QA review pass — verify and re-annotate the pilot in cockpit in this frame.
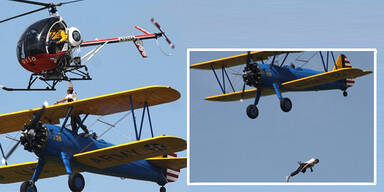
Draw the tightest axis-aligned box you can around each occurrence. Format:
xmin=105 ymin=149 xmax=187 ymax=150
xmin=48 ymin=24 xmax=68 ymax=54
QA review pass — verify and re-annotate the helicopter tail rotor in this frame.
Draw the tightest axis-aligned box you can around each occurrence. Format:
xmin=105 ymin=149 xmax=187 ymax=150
xmin=151 ymin=18 xmax=175 ymax=56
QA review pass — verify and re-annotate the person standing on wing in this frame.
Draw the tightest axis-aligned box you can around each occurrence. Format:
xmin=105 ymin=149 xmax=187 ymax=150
xmin=286 ymin=158 xmax=319 ymax=182
xmin=55 ymin=81 xmax=90 ymax=136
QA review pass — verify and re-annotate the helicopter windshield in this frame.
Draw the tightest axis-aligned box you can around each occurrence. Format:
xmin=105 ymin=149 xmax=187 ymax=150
xmin=16 ymin=17 xmax=66 ymax=60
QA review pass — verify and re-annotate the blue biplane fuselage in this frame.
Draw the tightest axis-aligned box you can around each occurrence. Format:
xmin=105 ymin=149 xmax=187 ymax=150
xmin=257 ymin=63 xmax=348 ymax=91
xmin=37 ymin=124 xmax=168 ymax=185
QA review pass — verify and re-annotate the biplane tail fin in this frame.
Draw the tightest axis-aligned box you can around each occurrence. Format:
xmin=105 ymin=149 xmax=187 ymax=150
xmin=164 ymin=153 xmax=181 ymax=182
xmin=146 ymin=152 xmax=184 ymax=182
xmin=334 ymin=54 xmax=355 ymax=87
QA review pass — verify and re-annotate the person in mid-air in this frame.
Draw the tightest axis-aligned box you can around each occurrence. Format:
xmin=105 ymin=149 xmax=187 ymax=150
xmin=55 ymin=81 xmax=90 ymax=136
xmin=48 ymin=24 xmax=68 ymax=53
xmin=286 ymin=158 xmax=319 ymax=182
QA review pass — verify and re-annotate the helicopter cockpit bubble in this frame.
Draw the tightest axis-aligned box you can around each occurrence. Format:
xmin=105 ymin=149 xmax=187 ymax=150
xmin=17 ymin=17 xmax=67 ymax=59
xmin=16 ymin=16 xmax=68 ymax=72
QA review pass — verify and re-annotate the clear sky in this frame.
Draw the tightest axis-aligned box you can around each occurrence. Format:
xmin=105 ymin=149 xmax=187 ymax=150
xmin=0 ymin=0 xmax=383 ymax=192
xmin=190 ymin=50 xmax=374 ymax=182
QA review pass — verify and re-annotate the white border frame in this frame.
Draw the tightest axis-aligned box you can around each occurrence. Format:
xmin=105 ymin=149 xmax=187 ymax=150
xmin=187 ymin=48 xmax=377 ymax=186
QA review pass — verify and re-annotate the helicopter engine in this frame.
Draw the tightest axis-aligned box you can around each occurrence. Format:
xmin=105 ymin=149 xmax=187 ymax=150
xmin=67 ymin=27 xmax=82 ymax=47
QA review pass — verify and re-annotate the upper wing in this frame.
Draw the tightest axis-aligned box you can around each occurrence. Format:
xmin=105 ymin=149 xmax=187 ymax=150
xmin=0 ymin=86 xmax=180 ymax=134
xmin=190 ymin=51 xmax=300 ymax=70
xmin=147 ymin=157 xmax=187 ymax=170
xmin=0 ymin=160 xmax=70 ymax=184
xmin=74 ymin=136 xmax=186 ymax=169
xmin=204 ymin=88 xmax=276 ymax=102
xmin=282 ymin=68 xmax=372 ymax=90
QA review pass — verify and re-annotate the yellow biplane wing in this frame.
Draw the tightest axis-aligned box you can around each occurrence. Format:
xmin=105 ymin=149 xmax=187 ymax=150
xmin=282 ymin=68 xmax=372 ymax=90
xmin=0 ymin=136 xmax=185 ymax=184
xmin=74 ymin=136 xmax=186 ymax=169
xmin=204 ymin=68 xmax=371 ymax=102
xmin=0 ymin=86 xmax=180 ymax=134
xmin=205 ymin=88 xmax=276 ymax=102
xmin=190 ymin=51 xmax=300 ymax=70
xmin=0 ymin=160 xmax=72 ymax=184
xmin=146 ymin=157 xmax=187 ymax=170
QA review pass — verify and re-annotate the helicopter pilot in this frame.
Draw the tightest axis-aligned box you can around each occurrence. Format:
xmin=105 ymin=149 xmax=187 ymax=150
xmin=48 ymin=24 xmax=68 ymax=54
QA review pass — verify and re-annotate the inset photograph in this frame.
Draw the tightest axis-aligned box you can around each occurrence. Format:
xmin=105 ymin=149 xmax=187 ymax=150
xmin=188 ymin=49 xmax=375 ymax=184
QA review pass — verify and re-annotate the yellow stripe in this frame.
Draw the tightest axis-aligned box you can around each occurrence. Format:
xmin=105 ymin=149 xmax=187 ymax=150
xmin=190 ymin=51 xmax=302 ymax=70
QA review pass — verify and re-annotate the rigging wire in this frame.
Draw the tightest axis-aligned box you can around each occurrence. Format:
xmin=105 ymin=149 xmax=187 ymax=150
xmin=79 ymin=111 xmax=132 ymax=153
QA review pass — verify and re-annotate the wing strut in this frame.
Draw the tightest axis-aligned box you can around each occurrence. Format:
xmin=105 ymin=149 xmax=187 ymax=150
xmin=331 ymin=52 xmax=337 ymax=69
xmin=209 ymin=64 xmax=236 ymax=94
xmin=0 ymin=143 xmax=7 ymax=165
xmin=320 ymin=51 xmax=338 ymax=72
xmin=319 ymin=51 xmax=328 ymax=72
xmin=279 ymin=53 xmax=290 ymax=67
xmin=129 ymin=96 xmax=155 ymax=140
xmin=269 ymin=52 xmax=278 ymax=69
xmin=60 ymin=106 xmax=73 ymax=133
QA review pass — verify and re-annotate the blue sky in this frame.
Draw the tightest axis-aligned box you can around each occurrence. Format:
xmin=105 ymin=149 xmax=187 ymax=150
xmin=0 ymin=0 xmax=383 ymax=192
xmin=189 ymin=50 xmax=374 ymax=182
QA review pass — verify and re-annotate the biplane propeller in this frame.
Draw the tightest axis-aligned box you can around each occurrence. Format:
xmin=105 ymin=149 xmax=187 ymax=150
xmin=0 ymin=86 xmax=186 ymax=192
xmin=190 ymin=51 xmax=372 ymax=119
xmin=0 ymin=0 xmax=175 ymax=91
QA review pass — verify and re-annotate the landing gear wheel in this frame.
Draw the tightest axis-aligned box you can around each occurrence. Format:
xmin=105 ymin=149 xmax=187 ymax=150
xmin=343 ymin=91 xmax=348 ymax=97
xmin=68 ymin=172 xmax=85 ymax=192
xmin=280 ymin=98 xmax=292 ymax=112
xmin=20 ymin=181 xmax=37 ymax=192
xmin=246 ymin=104 xmax=259 ymax=119
xmin=160 ymin=186 xmax=166 ymax=192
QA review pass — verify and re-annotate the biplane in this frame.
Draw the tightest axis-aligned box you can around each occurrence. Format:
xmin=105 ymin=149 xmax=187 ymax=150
xmin=190 ymin=51 xmax=372 ymax=119
xmin=0 ymin=86 xmax=186 ymax=192
xmin=0 ymin=0 xmax=174 ymax=91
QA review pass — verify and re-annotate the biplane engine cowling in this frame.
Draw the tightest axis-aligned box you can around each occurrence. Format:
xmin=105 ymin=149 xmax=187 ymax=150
xmin=67 ymin=27 xmax=82 ymax=47
xmin=242 ymin=64 xmax=263 ymax=87
xmin=20 ymin=121 xmax=49 ymax=156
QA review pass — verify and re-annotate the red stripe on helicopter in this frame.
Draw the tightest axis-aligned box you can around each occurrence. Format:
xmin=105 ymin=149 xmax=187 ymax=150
xmin=82 ymin=38 xmax=119 ymax=44
xmin=135 ymin=26 xmax=150 ymax=34
xmin=134 ymin=33 xmax=157 ymax=38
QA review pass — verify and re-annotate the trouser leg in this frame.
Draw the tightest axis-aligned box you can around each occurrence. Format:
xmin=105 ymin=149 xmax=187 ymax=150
xmin=74 ymin=115 xmax=88 ymax=134
xmin=70 ymin=116 xmax=79 ymax=134
xmin=290 ymin=163 xmax=305 ymax=177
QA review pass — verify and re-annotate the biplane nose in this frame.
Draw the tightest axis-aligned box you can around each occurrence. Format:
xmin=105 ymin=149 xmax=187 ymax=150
xmin=20 ymin=121 xmax=49 ymax=155
xmin=242 ymin=64 xmax=263 ymax=87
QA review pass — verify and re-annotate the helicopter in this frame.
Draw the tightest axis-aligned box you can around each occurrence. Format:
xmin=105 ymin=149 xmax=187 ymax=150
xmin=0 ymin=0 xmax=175 ymax=91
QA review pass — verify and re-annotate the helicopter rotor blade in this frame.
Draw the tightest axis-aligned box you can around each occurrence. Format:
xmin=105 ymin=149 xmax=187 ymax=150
xmin=0 ymin=6 xmax=48 ymax=23
xmin=59 ymin=0 xmax=85 ymax=6
xmin=1 ymin=0 xmax=85 ymax=23
xmin=10 ymin=0 xmax=50 ymax=7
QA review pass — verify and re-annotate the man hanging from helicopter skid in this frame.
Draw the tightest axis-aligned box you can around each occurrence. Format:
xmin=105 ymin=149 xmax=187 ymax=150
xmin=54 ymin=80 xmax=93 ymax=138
